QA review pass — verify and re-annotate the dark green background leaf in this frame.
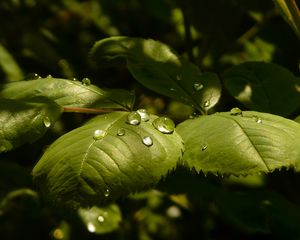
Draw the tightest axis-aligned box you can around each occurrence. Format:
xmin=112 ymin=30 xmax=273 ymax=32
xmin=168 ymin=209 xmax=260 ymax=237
xmin=91 ymin=36 xmax=221 ymax=112
xmin=177 ymin=111 xmax=300 ymax=175
xmin=224 ymin=62 xmax=300 ymax=117
xmin=0 ymin=78 xmax=135 ymax=110
xmin=32 ymin=111 xmax=183 ymax=207
xmin=0 ymin=98 xmax=63 ymax=153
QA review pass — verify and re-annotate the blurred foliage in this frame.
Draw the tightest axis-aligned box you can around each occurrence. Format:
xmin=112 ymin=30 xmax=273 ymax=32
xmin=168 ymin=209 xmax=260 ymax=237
xmin=0 ymin=0 xmax=300 ymax=239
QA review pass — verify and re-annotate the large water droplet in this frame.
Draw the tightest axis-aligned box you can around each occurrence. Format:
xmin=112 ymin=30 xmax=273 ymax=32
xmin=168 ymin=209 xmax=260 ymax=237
xmin=137 ymin=109 xmax=150 ymax=122
xmin=117 ymin=128 xmax=125 ymax=136
xmin=97 ymin=215 xmax=105 ymax=223
xmin=193 ymin=82 xmax=204 ymax=91
xmin=87 ymin=222 xmax=96 ymax=233
xmin=82 ymin=78 xmax=91 ymax=86
xmin=203 ymin=100 xmax=210 ymax=108
xmin=153 ymin=117 xmax=175 ymax=134
xmin=43 ymin=117 xmax=51 ymax=128
xmin=230 ymin=107 xmax=243 ymax=116
xmin=104 ymin=189 xmax=110 ymax=197
xmin=126 ymin=112 xmax=141 ymax=125
xmin=142 ymin=136 xmax=153 ymax=146
xmin=93 ymin=129 xmax=105 ymax=140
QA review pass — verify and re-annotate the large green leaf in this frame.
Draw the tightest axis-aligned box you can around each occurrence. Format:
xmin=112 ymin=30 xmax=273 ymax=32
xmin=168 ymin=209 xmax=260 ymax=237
xmin=223 ymin=62 xmax=300 ymax=117
xmin=91 ymin=36 xmax=221 ymax=112
xmin=32 ymin=111 xmax=183 ymax=207
xmin=0 ymin=77 xmax=134 ymax=110
xmin=0 ymin=98 xmax=63 ymax=153
xmin=78 ymin=204 xmax=122 ymax=234
xmin=177 ymin=111 xmax=300 ymax=175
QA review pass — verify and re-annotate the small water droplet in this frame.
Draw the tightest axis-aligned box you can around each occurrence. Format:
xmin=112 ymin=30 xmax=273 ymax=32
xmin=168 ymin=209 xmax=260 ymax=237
xmin=104 ymin=189 xmax=110 ymax=197
xmin=203 ymin=100 xmax=210 ymax=108
xmin=201 ymin=145 xmax=207 ymax=151
xmin=32 ymin=73 xmax=41 ymax=79
xmin=82 ymin=78 xmax=91 ymax=86
xmin=137 ymin=109 xmax=150 ymax=121
xmin=97 ymin=215 xmax=105 ymax=223
xmin=253 ymin=116 xmax=262 ymax=123
xmin=43 ymin=117 xmax=51 ymax=128
xmin=142 ymin=136 xmax=153 ymax=146
xmin=230 ymin=107 xmax=243 ymax=116
xmin=87 ymin=222 xmax=96 ymax=233
xmin=176 ymin=74 xmax=182 ymax=81
xmin=193 ymin=82 xmax=204 ymax=91
xmin=117 ymin=128 xmax=125 ymax=136
xmin=93 ymin=129 xmax=105 ymax=140
xmin=166 ymin=205 xmax=181 ymax=218
xmin=127 ymin=112 xmax=141 ymax=125
xmin=170 ymin=87 xmax=176 ymax=91
xmin=153 ymin=117 xmax=175 ymax=134
xmin=46 ymin=74 xmax=52 ymax=78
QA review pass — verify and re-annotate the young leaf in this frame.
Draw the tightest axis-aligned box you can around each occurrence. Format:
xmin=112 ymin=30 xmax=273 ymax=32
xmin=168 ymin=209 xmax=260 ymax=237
xmin=224 ymin=62 xmax=300 ymax=117
xmin=177 ymin=111 xmax=300 ymax=176
xmin=91 ymin=36 xmax=221 ymax=112
xmin=32 ymin=111 xmax=183 ymax=208
xmin=78 ymin=204 xmax=122 ymax=234
xmin=0 ymin=98 xmax=63 ymax=153
xmin=0 ymin=77 xmax=135 ymax=110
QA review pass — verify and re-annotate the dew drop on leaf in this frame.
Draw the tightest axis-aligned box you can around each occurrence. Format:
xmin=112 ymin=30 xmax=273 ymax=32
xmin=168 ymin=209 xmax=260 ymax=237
xmin=72 ymin=77 xmax=78 ymax=81
xmin=46 ymin=74 xmax=52 ymax=78
xmin=137 ymin=109 xmax=150 ymax=122
xmin=43 ymin=117 xmax=51 ymax=128
xmin=253 ymin=116 xmax=263 ymax=124
xmin=153 ymin=117 xmax=175 ymax=134
xmin=230 ymin=107 xmax=243 ymax=116
xmin=32 ymin=73 xmax=41 ymax=80
xmin=203 ymin=100 xmax=210 ymax=108
xmin=193 ymin=82 xmax=204 ymax=91
xmin=82 ymin=78 xmax=91 ymax=86
xmin=117 ymin=128 xmax=125 ymax=136
xmin=97 ymin=215 xmax=105 ymax=223
xmin=104 ymin=188 xmax=110 ymax=197
xmin=170 ymin=88 xmax=176 ymax=91
xmin=126 ymin=112 xmax=141 ymax=125
xmin=142 ymin=136 xmax=153 ymax=146
xmin=87 ymin=222 xmax=96 ymax=233
xmin=93 ymin=129 xmax=105 ymax=140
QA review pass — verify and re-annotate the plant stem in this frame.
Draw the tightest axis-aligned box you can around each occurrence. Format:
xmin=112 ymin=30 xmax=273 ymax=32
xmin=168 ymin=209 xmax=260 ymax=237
xmin=63 ymin=106 xmax=126 ymax=114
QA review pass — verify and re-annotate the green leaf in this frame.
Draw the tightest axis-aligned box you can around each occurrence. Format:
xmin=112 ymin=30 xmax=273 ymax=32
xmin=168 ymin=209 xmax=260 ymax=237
xmin=0 ymin=43 xmax=24 ymax=81
xmin=78 ymin=204 xmax=122 ymax=234
xmin=177 ymin=111 xmax=300 ymax=175
xmin=223 ymin=62 xmax=300 ymax=117
xmin=91 ymin=36 xmax=221 ymax=112
xmin=32 ymin=111 xmax=183 ymax=207
xmin=0 ymin=77 xmax=135 ymax=110
xmin=0 ymin=98 xmax=63 ymax=153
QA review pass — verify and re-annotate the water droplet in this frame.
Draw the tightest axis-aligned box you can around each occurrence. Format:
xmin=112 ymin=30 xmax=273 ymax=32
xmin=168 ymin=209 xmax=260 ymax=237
xmin=87 ymin=222 xmax=96 ymax=233
xmin=46 ymin=74 xmax=52 ymax=78
xmin=53 ymin=228 xmax=64 ymax=239
xmin=153 ymin=117 xmax=175 ymax=134
xmin=72 ymin=77 xmax=78 ymax=81
xmin=93 ymin=129 xmax=105 ymax=140
xmin=170 ymin=87 xmax=176 ymax=91
xmin=126 ymin=112 xmax=141 ymax=125
xmin=203 ymin=100 xmax=210 ymax=108
xmin=104 ymin=189 xmax=110 ymax=197
xmin=253 ymin=116 xmax=262 ymax=123
xmin=176 ymin=74 xmax=182 ymax=81
xmin=117 ymin=128 xmax=125 ymax=136
xmin=32 ymin=73 xmax=41 ymax=79
xmin=43 ymin=117 xmax=51 ymax=128
xmin=166 ymin=205 xmax=181 ymax=218
xmin=97 ymin=215 xmax=105 ymax=223
xmin=230 ymin=107 xmax=243 ymax=116
xmin=193 ymin=82 xmax=204 ymax=91
xmin=142 ymin=136 xmax=153 ymax=146
xmin=201 ymin=145 xmax=207 ymax=151
xmin=137 ymin=109 xmax=150 ymax=122
xmin=82 ymin=78 xmax=91 ymax=86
